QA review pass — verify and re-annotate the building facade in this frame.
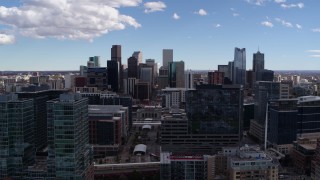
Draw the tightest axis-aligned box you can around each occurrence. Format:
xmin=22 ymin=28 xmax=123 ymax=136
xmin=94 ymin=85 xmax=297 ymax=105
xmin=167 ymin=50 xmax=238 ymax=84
xmin=46 ymin=93 xmax=93 ymax=179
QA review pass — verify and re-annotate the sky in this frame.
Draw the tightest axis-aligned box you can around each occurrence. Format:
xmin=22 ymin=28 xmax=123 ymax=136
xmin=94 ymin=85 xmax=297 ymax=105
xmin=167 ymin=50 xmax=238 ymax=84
xmin=0 ymin=0 xmax=320 ymax=71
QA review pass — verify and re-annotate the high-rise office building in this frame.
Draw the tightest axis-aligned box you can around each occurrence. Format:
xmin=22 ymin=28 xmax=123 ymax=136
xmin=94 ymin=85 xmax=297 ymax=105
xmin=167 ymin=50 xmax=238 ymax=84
xmin=107 ymin=60 xmax=119 ymax=92
xmin=47 ymin=93 xmax=93 ymax=179
xmin=253 ymin=51 xmax=264 ymax=73
xmin=158 ymin=66 xmax=169 ymax=89
xmin=89 ymin=56 xmax=101 ymax=67
xmin=233 ymin=47 xmax=246 ymax=86
xmin=297 ymin=96 xmax=320 ymax=136
xmin=168 ymin=61 xmax=185 ymax=88
xmin=127 ymin=56 xmax=138 ymax=78
xmin=184 ymin=70 xmax=194 ymax=89
xmin=186 ymin=84 xmax=243 ymax=137
xmin=163 ymin=49 xmax=173 ymax=67
xmin=87 ymin=67 xmax=108 ymax=91
xmin=132 ymin=51 xmax=143 ymax=64
xmin=146 ymin=59 xmax=158 ymax=77
xmin=250 ymin=81 xmax=280 ymax=143
xmin=111 ymin=45 xmax=123 ymax=92
xmin=0 ymin=94 xmax=35 ymax=179
xmin=16 ymin=89 xmax=68 ymax=152
xmin=268 ymin=99 xmax=298 ymax=150
xmin=218 ymin=65 xmax=230 ymax=79
xmin=140 ymin=66 xmax=153 ymax=85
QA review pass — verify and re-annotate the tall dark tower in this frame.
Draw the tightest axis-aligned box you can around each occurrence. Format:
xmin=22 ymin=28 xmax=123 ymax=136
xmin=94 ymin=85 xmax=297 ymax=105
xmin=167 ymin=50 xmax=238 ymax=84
xmin=127 ymin=56 xmax=138 ymax=78
xmin=111 ymin=45 xmax=122 ymax=92
xmin=233 ymin=47 xmax=246 ymax=86
xmin=253 ymin=51 xmax=264 ymax=73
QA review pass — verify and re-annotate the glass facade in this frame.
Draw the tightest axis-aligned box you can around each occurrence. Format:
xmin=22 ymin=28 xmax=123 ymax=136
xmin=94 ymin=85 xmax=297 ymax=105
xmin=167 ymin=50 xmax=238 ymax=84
xmin=0 ymin=94 xmax=35 ymax=179
xmin=233 ymin=48 xmax=246 ymax=86
xmin=47 ymin=94 xmax=93 ymax=179
xmin=297 ymin=99 xmax=320 ymax=135
xmin=186 ymin=84 xmax=243 ymax=135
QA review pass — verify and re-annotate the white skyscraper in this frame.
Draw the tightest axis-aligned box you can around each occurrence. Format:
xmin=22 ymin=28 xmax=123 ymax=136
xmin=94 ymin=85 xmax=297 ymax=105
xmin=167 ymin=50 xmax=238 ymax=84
xmin=184 ymin=70 xmax=194 ymax=89
xmin=163 ymin=49 xmax=173 ymax=67
xmin=132 ymin=51 xmax=143 ymax=64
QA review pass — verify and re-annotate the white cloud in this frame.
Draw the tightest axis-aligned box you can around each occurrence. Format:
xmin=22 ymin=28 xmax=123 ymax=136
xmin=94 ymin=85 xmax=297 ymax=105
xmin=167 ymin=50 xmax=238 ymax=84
xmin=261 ymin=21 xmax=274 ymax=28
xmin=0 ymin=33 xmax=15 ymax=45
xmin=306 ymin=50 xmax=320 ymax=58
xmin=274 ymin=0 xmax=286 ymax=3
xmin=215 ymin=24 xmax=221 ymax=28
xmin=144 ymin=1 xmax=166 ymax=13
xmin=312 ymin=28 xmax=320 ymax=32
xmin=310 ymin=55 xmax=320 ymax=58
xmin=296 ymin=24 xmax=302 ymax=29
xmin=275 ymin=18 xmax=293 ymax=27
xmin=0 ymin=0 xmax=142 ymax=41
xmin=233 ymin=13 xmax=240 ymax=17
xmin=306 ymin=50 xmax=320 ymax=53
xmin=173 ymin=13 xmax=180 ymax=20
xmin=194 ymin=9 xmax=207 ymax=16
xmin=246 ymin=0 xmax=267 ymax=6
xmin=281 ymin=3 xmax=304 ymax=9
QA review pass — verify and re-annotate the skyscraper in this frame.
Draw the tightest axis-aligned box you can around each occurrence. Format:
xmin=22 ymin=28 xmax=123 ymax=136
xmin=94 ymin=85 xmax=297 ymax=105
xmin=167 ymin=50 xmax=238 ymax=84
xmin=127 ymin=56 xmax=138 ymax=78
xmin=168 ymin=61 xmax=185 ymax=88
xmin=111 ymin=45 xmax=123 ymax=92
xmin=253 ymin=51 xmax=264 ymax=73
xmin=132 ymin=51 xmax=143 ymax=64
xmin=184 ymin=70 xmax=194 ymax=89
xmin=89 ymin=56 xmax=101 ymax=67
xmin=233 ymin=48 xmax=246 ymax=86
xmin=107 ymin=60 xmax=119 ymax=92
xmin=163 ymin=49 xmax=173 ymax=67
xmin=47 ymin=93 xmax=93 ymax=179
xmin=0 ymin=94 xmax=35 ymax=179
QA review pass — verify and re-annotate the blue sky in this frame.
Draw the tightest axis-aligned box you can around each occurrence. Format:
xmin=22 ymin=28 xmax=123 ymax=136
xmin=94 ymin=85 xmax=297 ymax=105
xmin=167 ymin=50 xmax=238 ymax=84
xmin=0 ymin=0 xmax=319 ymax=71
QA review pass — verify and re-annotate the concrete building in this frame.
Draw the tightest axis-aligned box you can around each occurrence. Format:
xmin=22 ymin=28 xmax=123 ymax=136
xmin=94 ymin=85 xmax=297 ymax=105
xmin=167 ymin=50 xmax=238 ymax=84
xmin=311 ymin=139 xmax=320 ymax=180
xmin=137 ymin=106 xmax=162 ymax=121
xmin=161 ymin=87 xmax=192 ymax=109
xmin=162 ymin=49 xmax=173 ymax=67
xmin=208 ymin=71 xmax=224 ymax=85
xmin=157 ymin=66 xmax=169 ymax=89
xmin=160 ymin=152 xmax=213 ymax=180
xmin=227 ymin=146 xmax=279 ymax=180
xmin=86 ymin=67 xmax=108 ymax=91
xmin=88 ymin=105 xmax=128 ymax=156
xmin=291 ymin=137 xmax=317 ymax=175
xmin=184 ymin=70 xmax=194 ymax=89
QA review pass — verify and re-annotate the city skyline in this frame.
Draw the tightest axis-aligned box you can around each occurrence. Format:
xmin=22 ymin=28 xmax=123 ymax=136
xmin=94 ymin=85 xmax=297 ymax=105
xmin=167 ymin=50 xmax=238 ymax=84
xmin=1 ymin=0 xmax=320 ymax=70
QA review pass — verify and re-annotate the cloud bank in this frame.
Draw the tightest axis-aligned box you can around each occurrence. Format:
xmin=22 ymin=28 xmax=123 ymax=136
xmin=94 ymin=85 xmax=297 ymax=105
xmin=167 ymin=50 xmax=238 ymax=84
xmin=0 ymin=0 xmax=142 ymax=41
